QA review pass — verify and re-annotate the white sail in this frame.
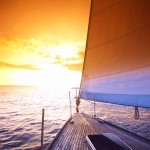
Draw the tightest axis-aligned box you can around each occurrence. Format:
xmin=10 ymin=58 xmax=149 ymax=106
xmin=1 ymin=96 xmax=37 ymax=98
xmin=80 ymin=0 xmax=150 ymax=108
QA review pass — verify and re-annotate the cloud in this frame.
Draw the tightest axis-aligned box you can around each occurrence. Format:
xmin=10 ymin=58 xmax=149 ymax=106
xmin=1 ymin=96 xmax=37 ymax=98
xmin=63 ymin=63 xmax=83 ymax=71
xmin=49 ymin=49 xmax=85 ymax=71
xmin=60 ymin=53 xmax=85 ymax=71
xmin=0 ymin=36 xmax=86 ymax=71
xmin=63 ymin=50 xmax=85 ymax=71
xmin=0 ymin=62 xmax=39 ymax=70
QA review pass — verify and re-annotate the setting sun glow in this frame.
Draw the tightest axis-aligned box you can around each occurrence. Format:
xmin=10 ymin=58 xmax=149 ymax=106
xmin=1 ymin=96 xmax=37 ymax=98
xmin=0 ymin=0 xmax=90 ymax=88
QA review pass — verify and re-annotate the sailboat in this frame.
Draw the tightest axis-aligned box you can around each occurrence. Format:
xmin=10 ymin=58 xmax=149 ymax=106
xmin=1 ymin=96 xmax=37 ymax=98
xmin=46 ymin=0 xmax=150 ymax=149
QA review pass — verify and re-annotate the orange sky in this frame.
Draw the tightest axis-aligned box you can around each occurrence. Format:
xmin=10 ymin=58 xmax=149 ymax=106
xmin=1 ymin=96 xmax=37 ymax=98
xmin=0 ymin=0 xmax=90 ymax=87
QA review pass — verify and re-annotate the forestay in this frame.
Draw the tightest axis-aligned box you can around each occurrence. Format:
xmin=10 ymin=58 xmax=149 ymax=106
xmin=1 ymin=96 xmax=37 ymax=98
xmin=80 ymin=0 xmax=150 ymax=108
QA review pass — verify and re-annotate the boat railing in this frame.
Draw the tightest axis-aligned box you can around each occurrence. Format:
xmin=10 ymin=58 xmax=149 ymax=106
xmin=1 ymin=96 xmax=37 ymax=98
xmin=0 ymin=91 xmax=74 ymax=150
xmin=1 ymin=88 xmax=149 ymax=149
xmin=69 ymin=87 xmax=98 ymax=119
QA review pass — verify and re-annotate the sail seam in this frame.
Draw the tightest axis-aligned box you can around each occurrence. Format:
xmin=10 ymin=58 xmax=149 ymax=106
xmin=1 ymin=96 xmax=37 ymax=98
xmin=91 ymin=0 xmax=122 ymax=16
xmin=87 ymin=23 xmax=150 ymax=52
xmin=86 ymin=64 xmax=150 ymax=79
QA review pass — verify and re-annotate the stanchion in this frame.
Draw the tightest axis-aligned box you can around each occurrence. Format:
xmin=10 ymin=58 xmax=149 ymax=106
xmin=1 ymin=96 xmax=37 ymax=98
xmin=69 ymin=91 xmax=74 ymax=123
xmin=94 ymin=101 xmax=96 ymax=118
xmin=41 ymin=108 xmax=44 ymax=149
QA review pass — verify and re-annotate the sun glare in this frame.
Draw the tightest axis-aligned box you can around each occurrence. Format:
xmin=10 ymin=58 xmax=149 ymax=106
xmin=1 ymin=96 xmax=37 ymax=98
xmin=44 ymin=44 xmax=78 ymax=59
xmin=56 ymin=44 xmax=76 ymax=58
xmin=0 ymin=0 xmax=90 ymax=86
xmin=10 ymin=66 xmax=81 ymax=89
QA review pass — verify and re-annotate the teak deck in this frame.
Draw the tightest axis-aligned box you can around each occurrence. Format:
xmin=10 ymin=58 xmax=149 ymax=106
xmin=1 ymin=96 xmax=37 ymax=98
xmin=47 ymin=113 xmax=150 ymax=150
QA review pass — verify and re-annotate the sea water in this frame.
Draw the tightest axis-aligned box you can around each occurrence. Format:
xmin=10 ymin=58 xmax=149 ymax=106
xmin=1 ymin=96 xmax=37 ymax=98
xmin=0 ymin=86 xmax=72 ymax=149
xmin=0 ymin=86 xmax=150 ymax=149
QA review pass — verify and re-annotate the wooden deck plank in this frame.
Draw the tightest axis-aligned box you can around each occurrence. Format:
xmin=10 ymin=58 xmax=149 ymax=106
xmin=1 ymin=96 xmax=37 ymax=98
xmin=47 ymin=113 xmax=150 ymax=150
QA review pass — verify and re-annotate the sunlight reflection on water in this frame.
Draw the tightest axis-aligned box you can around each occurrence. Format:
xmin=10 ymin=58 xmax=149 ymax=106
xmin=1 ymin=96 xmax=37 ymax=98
xmin=0 ymin=86 xmax=71 ymax=149
xmin=0 ymin=86 xmax=150 ymax=149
